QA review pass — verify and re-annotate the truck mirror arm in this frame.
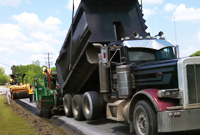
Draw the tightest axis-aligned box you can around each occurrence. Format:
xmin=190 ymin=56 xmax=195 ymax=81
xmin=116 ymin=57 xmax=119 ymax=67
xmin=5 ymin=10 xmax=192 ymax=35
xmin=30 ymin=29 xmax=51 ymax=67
xmin=110 ymin=62 xmax=125 ymax=66
xmin=109 ymin=48 xmax=121 ymax=62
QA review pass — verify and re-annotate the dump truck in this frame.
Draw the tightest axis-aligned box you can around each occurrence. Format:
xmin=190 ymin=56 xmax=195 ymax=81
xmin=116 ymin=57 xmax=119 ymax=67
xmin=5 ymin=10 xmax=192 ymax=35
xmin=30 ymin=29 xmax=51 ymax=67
xmin=9 ymin=74 xmax=29 ymax=99
xmin=33 ymin=70 xmax=63 ymax=118
xmin=55 ymin=0 xmax=200 ymax=134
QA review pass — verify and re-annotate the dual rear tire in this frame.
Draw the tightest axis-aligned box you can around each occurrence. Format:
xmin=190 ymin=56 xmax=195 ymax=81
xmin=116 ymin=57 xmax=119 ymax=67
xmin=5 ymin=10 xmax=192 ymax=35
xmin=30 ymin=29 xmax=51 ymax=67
xmin=82 ymin=91 xmax=102 ymax=120
xmin=63 ymin=94 xmax=73 ymax=117
xmin=72 ymin=95 xmax=85 ymax=120
xmin=63 ymin=91 xmax=102 ymax=121
xmin=63 ymin=93 xmax=157 ymax=135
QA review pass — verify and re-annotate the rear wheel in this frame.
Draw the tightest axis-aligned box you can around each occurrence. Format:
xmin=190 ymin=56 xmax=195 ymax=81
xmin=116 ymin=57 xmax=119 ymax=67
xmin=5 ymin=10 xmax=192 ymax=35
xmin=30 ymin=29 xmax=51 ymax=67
xmin=36 ymin=100 xmax=51 ymax=118
xmin=63 ymin=94 xmax=73 ymax=117
xmin=82 ymin=91 xmax=102 ymax=120
xmin=72 ymin=95 xmax=85 ymax=120
xmin=133 ymin=100 xmax=157 ymax=135
xmin=36 ymin=101 xmax=42 ymax=116
xmin=41 ymin=107 xmax=52 ymax=119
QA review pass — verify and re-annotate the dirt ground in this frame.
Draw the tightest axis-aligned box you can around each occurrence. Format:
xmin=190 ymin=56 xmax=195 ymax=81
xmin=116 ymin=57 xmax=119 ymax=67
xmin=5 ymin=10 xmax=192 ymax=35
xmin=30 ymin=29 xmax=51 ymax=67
xmin=3 ymin=95 xmax=84 ymax=135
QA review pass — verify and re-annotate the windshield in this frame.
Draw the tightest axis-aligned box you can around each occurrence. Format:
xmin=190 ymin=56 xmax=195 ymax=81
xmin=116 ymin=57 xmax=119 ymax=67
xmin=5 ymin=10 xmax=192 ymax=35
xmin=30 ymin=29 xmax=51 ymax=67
xmin=156 ymin=47 xmax=175 ymax=60
xmin=127 ymin=47 xmax=175 ymax=62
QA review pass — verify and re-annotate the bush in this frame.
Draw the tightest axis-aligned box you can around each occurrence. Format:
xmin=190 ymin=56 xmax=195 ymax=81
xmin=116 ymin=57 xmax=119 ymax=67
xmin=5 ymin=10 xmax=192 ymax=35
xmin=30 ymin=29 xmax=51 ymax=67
xmin=190 ymin=51 xmax=200 ymax=57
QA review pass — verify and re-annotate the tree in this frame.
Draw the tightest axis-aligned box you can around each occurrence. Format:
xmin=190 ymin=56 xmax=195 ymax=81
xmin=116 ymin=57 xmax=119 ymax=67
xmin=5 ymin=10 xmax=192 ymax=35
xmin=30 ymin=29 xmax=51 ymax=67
xmin=0 ymin=67 xmax=8 ymax=85
xmin=15 ymin=60 xmax=43 ymax=84
xmin=32 ymin=60 xmax=40 ymax=66
xmin=51 ymin=67 xmax=56 ymax=71
xmin=190 ymin=51 xmax=200 ymax=57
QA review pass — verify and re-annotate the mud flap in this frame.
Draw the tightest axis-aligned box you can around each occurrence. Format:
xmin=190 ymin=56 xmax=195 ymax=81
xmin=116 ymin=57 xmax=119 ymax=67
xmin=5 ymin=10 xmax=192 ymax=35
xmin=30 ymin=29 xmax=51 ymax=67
xmin=130 ymin=121 xmax=135 ymax=133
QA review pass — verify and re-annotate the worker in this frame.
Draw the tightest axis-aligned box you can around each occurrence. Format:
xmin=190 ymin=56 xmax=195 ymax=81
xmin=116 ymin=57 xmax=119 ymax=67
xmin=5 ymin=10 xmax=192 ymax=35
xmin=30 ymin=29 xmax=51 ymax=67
xmin=43 ymin=67 xmax=47 ymax=77
xmin=10 ymin=78 xmax=15 ymax=85
xmin=28 ymin=85 xmax=34 ymax=103
xmin=43 ymin=67 xmax=52 ymax=77
xmin=47 ymin=68 xmax=52 ymax=75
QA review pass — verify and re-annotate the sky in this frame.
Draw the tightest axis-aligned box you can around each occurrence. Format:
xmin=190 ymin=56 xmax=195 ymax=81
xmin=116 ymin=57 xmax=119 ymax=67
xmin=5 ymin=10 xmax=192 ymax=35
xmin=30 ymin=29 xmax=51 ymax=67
xmin=0 ymin=0 xmax=200 ymax=75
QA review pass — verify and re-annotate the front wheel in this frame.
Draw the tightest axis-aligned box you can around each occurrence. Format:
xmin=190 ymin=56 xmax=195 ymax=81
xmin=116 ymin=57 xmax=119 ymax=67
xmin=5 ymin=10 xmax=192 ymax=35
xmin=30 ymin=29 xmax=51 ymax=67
xmin=133 ymin=100 xmax=157 ymax=135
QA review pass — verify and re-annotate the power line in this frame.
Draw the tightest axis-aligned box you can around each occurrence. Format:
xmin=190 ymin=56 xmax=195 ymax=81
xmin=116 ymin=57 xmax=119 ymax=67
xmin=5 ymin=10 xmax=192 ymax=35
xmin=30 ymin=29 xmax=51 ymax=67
xmin=44 ymin=52 xmax=53 ymax=69
xmin=0 ymin=62 xmax=11 ymax=67
xmin=174 ymin=17 xmax=178 ymax=45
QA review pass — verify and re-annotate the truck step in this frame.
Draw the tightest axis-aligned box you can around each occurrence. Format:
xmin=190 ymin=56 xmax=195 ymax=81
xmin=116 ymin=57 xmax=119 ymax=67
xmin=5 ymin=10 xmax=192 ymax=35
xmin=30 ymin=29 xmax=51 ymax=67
xmin=106 ymin=100 xmax=130 ymax=122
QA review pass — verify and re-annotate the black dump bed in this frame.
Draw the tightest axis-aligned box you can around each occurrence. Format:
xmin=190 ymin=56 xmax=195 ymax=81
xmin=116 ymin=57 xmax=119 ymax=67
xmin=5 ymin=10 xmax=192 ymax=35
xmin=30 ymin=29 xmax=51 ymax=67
xmin=56 ymin=0 xmax=149 ymax=95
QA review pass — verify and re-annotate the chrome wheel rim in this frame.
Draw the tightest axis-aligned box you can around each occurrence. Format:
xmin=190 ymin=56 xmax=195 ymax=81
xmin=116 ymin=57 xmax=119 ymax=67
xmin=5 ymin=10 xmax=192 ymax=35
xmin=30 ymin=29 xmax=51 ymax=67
xmin=83 ymin=97 xmax=90 ymax=115
xmin=72 ymin=99 xmax=78 ymax=116
xmin=136 ymin=110 xmax=148 ymax=135
xmin=64 ymin=98 xmax=69 ymax=114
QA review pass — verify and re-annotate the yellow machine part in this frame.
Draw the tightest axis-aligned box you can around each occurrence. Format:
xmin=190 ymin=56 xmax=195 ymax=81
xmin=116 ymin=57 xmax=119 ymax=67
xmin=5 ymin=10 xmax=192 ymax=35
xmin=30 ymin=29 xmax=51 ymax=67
xmin=10 ymin=84 xmax=29 ymax=99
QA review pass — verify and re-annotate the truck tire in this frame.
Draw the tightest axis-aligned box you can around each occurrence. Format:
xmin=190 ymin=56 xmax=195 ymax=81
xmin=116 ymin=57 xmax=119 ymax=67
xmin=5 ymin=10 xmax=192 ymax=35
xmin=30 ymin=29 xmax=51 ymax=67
xmin=133 ymin=100 xmax=157 ymax=135
xmin=41 ymin=107 xmax=52 ymax=119
xmin=82 ymin=91 xmax=102 ymax=120
xmin=36 ymin=101 xmax=42 ymax=116
xmin=36 ymin=100 xmax=51 ymax=118
xmin=72 ymin=95 xmax=85 ymax=120
xmin=63 ymin=94 xmax=73 ymax=117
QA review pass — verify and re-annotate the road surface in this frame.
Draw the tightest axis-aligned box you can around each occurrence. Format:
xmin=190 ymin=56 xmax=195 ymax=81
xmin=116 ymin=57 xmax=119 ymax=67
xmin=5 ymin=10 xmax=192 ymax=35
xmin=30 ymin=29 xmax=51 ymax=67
xmin=1 ymin=86 xmax=200 ymax=135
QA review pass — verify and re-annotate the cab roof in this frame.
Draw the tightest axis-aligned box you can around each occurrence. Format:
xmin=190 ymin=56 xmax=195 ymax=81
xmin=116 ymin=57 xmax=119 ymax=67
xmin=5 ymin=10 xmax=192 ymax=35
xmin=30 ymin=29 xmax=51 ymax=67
xmin=108 ymin=39 xmax=175 ymax=50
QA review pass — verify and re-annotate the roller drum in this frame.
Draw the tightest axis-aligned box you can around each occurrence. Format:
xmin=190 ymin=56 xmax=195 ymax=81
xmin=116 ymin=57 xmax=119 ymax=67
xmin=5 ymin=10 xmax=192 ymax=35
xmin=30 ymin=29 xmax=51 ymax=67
xmin=13 ymin=91 xmax=29 ymax=99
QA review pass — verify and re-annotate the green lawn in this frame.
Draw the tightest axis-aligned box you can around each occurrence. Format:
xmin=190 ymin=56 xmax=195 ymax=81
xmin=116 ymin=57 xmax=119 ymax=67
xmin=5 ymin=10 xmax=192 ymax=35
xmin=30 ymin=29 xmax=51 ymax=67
xmin=0 ymin=95 xmax=38 ymax=135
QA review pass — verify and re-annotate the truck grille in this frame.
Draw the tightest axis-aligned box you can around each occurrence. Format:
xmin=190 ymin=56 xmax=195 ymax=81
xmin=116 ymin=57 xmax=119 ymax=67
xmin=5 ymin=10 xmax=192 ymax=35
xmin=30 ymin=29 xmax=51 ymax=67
xmin=187 ymin=64 xmax=200 ymax=104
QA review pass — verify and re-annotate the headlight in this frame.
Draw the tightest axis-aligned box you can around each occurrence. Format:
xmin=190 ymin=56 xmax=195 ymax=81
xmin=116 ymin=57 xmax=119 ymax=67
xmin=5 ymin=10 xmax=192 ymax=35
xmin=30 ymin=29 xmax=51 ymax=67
xmin=157 ymin=89 xmax=180 ymax=98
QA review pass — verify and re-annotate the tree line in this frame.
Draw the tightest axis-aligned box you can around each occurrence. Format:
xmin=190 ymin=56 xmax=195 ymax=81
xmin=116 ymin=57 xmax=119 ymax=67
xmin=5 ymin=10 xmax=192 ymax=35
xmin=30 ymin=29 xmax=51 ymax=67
xmin=15 ymin=60 xmax=44 ymax=84
xmin=10 ymin=60 xmax=56 ymax=85
xmin=0 ymin=67 xmax=8 ymax=85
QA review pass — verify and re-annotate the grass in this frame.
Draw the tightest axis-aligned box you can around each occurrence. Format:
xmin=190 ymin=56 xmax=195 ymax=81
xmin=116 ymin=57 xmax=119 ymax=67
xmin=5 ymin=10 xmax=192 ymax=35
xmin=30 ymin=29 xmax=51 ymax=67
xmin=0 ymin=94 xmax=68 ymax=135
xmin=0 ymin=95 xmax=38 ymax=135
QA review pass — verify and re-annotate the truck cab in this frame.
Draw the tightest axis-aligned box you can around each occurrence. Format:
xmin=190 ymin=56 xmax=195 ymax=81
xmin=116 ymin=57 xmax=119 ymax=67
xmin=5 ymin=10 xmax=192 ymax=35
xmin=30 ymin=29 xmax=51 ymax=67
xmin=106 ymin=39 xmax=179 ymax=96
xmin=100 ymin=37 xmax=200 ymax=134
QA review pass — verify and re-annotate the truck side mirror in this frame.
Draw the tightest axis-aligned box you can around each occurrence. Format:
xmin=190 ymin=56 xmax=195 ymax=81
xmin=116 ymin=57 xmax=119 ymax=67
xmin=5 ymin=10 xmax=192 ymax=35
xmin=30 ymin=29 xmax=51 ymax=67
xmin=175 ymin=45 xmax=179 ymax=59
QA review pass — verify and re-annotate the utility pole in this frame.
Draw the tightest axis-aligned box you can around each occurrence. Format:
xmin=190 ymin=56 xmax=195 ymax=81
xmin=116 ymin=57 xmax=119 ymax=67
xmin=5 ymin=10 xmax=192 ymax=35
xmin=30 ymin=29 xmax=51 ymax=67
xmin=44 ymin=53 xmax=53 ymax=69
